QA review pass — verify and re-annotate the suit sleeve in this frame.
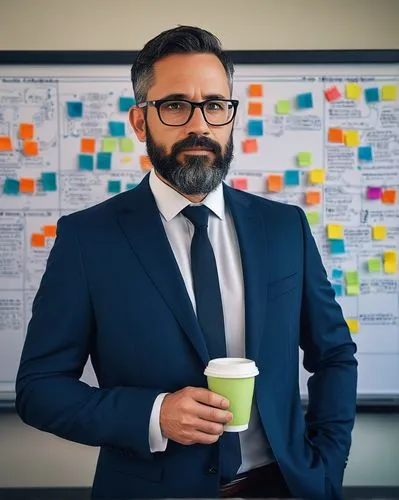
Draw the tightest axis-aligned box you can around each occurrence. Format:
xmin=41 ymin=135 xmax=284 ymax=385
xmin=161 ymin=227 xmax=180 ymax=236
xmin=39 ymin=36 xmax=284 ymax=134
xmin=16 ymin=215 xmax=162 ymax=460
xmin=296 ymin=207 xmax=358 ymax=495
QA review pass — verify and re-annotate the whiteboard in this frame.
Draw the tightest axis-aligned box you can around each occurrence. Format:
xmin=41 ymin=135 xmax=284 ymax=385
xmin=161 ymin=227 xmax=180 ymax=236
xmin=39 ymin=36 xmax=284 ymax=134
xmin=0 ymin=58 xmax=398 ymax=405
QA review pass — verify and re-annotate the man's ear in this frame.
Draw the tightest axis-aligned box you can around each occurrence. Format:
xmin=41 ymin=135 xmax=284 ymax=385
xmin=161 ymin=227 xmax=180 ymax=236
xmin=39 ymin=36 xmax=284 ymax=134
xmin=129 ymin=107 xmax=146 ymax=143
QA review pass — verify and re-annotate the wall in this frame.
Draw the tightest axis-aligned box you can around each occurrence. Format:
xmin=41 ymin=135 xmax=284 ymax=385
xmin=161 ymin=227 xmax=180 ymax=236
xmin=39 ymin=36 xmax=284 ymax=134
xmin=1 ymin=0 xmax=399 ymax=489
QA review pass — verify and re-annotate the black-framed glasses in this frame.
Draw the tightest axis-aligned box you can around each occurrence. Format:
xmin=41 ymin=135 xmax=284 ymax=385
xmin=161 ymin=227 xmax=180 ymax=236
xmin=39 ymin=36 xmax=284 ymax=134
xmin=137 ymin=98 xmax=239 ymax=126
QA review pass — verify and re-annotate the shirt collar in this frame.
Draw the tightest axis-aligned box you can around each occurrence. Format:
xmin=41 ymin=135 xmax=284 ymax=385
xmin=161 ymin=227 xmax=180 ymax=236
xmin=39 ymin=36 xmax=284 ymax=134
xmin=149 ymin=168 xmax=225 ymax=222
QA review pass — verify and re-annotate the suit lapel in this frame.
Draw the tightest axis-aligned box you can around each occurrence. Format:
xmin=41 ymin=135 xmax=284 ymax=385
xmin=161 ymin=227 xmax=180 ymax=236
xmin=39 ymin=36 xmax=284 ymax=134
xmin=116 ymin=176 xmax=209 ymax=366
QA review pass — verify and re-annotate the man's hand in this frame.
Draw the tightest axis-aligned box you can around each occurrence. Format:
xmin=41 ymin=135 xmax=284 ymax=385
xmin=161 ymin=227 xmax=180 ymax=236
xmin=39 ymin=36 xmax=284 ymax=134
xmin=160 ymin=386 xmax=233 ymax=445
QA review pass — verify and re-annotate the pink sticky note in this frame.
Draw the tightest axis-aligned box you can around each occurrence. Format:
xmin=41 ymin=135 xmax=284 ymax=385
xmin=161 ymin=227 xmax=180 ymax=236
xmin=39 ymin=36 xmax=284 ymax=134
xmin=231 ymin=178 xmax=248 ymax=190
xmin=324 ymin=86 xmax=342 ymax=102
xmin=367 ymin=187 xmax=382 ymax=200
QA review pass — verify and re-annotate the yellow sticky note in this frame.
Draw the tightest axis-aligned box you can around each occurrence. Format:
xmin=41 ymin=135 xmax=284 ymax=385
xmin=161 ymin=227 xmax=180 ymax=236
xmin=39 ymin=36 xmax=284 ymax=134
xmin=345 ymin=83 xmax=362 ymax=100
xmin=384 ymin=261 xmax=397 ymax=273
xmin=384 ymin=250 xmax=397 ymax=262
xmin=381 ymin=85 xmax=397 ymax=101
xmin=372 ymin=226 xmax=387 ymax=240
xmin=327 ymin=223 xmax=344 ymax=240
xmin=384 ymin=250 xmax=397 ymax=273
xmin=344 ymin=130 xmax=360 ymax=147
xmin=346 ymin=319 xmax=359 ymax=334
xmin=309 ymin=169 xmax=325 ymax=185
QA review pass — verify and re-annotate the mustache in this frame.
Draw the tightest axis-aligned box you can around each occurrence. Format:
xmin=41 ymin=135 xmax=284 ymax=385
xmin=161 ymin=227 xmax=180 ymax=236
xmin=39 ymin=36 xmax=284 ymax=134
xmin=171 ymin=135 xmax=222 ymax=157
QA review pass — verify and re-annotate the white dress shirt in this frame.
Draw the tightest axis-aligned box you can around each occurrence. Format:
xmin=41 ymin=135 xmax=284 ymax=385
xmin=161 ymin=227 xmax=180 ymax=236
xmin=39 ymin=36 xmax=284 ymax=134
xmin=148 ymin=168 xmax=274 ymax=473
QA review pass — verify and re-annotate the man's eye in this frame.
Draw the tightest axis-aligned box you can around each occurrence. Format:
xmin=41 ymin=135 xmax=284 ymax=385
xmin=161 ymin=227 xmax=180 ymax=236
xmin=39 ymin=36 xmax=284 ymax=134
xmin=206 ymin=101 xmax=225 ymax=111
xmin=166 ymin=101 xmax=183 ymax=110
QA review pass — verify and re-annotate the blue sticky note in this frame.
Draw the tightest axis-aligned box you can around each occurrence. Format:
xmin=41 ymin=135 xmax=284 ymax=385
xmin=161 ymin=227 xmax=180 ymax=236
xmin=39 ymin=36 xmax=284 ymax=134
xmin=78 ymin=154 xmax=94 ymax=171
xmin=109 ymin=121 xmax=126 ymax=137
xmin=364 ymin=87 xmax=380 ymax=103
xmin=126 ymin=183 xmax=138 ymax=190
xmin=41 ymin=172 xmax=57 ymax=191
xmin=108 ymin=180 xmax=121 ymax=193
xmin=97 ymin=152 xmax=112 ymax=170
xmin=284 ymin=170 xmax=300 ymax=186
xmin=3 ymin=178 xmax=20 ymax=195
xmin=332 ymin=268 xmax=343 ymax=280
xmin=358 ymin=146 xmax=373 ymax=161
xmin=67 ymin=101 xmax=83 ymax=118
xmin=247 ymin=120 xmax=263 ymax=136
xmin=296 ymin=92 xmax=313 ymax=109
xmin=332 ymin=283 xmax=343 ymax=297
xmin=331 ymin=239 xmax=345 ymax=254
xmin=119 ymin=96 xmax=136 ymax=112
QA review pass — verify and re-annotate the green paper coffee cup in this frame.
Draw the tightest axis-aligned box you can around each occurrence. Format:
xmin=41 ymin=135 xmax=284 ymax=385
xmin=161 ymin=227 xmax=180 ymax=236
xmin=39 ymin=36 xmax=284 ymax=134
xmin=204 ymin=357 xmax=259 ymax=432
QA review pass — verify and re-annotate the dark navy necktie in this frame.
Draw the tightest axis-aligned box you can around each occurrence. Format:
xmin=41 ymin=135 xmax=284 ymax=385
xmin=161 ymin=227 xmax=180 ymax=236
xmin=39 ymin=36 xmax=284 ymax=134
xmin=182 ymin=205 xmax=241 ymax=483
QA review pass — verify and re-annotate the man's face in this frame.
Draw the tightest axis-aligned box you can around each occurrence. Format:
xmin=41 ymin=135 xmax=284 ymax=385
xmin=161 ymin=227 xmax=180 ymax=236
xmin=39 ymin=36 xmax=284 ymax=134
xmin=130 ymin=53 xmax=235 ymax=196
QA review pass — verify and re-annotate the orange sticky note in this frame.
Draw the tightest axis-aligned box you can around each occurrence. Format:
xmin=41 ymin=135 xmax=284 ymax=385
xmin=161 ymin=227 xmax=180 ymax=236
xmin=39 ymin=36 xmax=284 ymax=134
xmin=19 ymin=123 xmax=34 ymax=140
xmin=19 ymin=178 xmax=35 ymax=193
xmin=23 ymin=141 xmax=39 ymax=156
xmin=267 ymin=175 xmax=283 ymax=192
xmin=248 ymin=102 xmax=263 ymax=116
xmin=231 ymin=178 xmax=248 ymax=190
xmin=31 ymin=233 xmax=45 ymax=247
xmin=43 ymin=225 xmax=57 ymax=237
xmin=81 ymin=138 xmax=96 ymax=153
xmin=0 ymin=136 xmax=12 ymax=151
xmin=382 ymin=189 xmax=397 ymax=204
xmin=306 ymin=191 xmax=321 ymax=205
xmin=140 ymin=155 xmax=153 ymax=171
xmin=242 ymin=139 xmax=258 ymax=153
xmin=249 ymin=84 xmax=263 ymax=97
xmin=328 ymin=128 xmax=344 ymax=143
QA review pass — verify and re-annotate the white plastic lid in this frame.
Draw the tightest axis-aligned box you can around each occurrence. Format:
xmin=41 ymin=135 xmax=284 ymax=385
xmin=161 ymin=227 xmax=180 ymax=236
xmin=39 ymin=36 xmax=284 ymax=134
xmin=204 ymin=357 xmax=259 ymax=379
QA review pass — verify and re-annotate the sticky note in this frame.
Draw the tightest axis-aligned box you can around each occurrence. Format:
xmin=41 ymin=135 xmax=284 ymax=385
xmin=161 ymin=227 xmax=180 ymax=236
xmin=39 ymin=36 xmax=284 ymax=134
xmin=358 ymin=146 xmax=373 ymax=161
xmin=367 ymin=186 xmax=382 ymax=200
xmin=242 ymin=139 xmax=258 ymax=154
xmin=384 ymin=250 xmax=397 ymax=273
xmin=247 ymin=120 xmax=263 ymax=136
xmin=284 ymin=170 xmax=300 ymax=186
xmin=306 ymin=191 xmax=321 ymax=205
xmin=81 ymin=138 xmax=96 ymax=153
xmin=3 ymin=178 xmax=19 ymax=195
xmin=19 ymin=178 xmax=35 ymax=193
xmin=67 ymin=101 xmax=83 ymax=118
xmin=43 ymin=225 xmax=57 ymax=237
xmin=345 ymin=270 xmax=359 ymax=285
xmin=231 ymin=178 xmax=248 ymax=190
xmin=108 ymin=180 xmax=122 ymax=194
xmin=381 ymin=85 xmax=397 ymax=101
xmin=384 ymin=261 xmax=397 ymax=273
xmin=249 ymin=84 xmax=263 ymax=97
xmin=332 ymin=283 xmax=343 ymax=297
xmin=382 ymin=189 xmax=396 ymax=204
xmin=97 ymin=152 xmax=112 ymax=170
xmin=372 ymin=226 xmax=387 ymax=240
xmin=344 ymin=130 xmax=360 ymax=147
xmin=296 ymin=93 xmax=313 ymax=109
xmin=119 ymin=138 xmax=134 ymax=153
xmin=267 ymin=175 xmax=283 ymax=192
xmin=109 ymin=121 xmax=126 ymax=137
xmin=331 ymin=239 xmax=345 ymax=254
xmin=346 ymin=284 xmax=360 ymax=296
xmin=276 ymin=100 xmax=291 ymax=114
xmin=384 ymin=250 xmax=397 ymax=262
xmin=19 ymin=123 xmax=34 ymax=140
xmin=79 ymin=154 xmax=94 ymax=171
xmin=368 ymin=258 xmax=382 ymax=272
xmin=248 ymin=102 xmax=263 ymax=116
xmin=328 ymin=128 xmax=344 ymax=143
xmin=23 ymin=141 xmax=38 ymax=156
xmin=102 ymin=137 xmax=118 ymax=153
xmin=119 ymin=96 xmax=136 ymax=112
xmin=0 ymin=136 xmax=12 ymax=151
xmin=31 ymin=233 xmax=45 ymax=248
xmin=328 ymin=224 xmax=344 ymax=240
xmin=324 ymin=86 xmax=341 ymax=102
xmin=297 ymin=152 xmax=312 ymax=167
xmin=41 ymin=172 xmax=57 ymax=191
xmin=305 ymin=211 xmax=320 ymax=225
xmin=364 ymin=87 xmax=380 ymax=103
xmin=126 ymin=183 xmax=138 ymax=190
xmin=332 ymin=268 xmax=343 ymax=279
xmin=345 ymin=83 xmax=362 ymax=100
xmin=346 ymin=319 xmax=359 ymax=334
xmin=140 ymin=155 xmax=153 ymax=171
xmin=309 ymin=169 xmax=325 ymax=185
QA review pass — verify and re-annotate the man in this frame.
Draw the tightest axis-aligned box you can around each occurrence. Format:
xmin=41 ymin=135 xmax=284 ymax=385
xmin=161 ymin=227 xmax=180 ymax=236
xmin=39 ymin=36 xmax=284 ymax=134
xmin=16 ymin=26 xmax=357 ymax=500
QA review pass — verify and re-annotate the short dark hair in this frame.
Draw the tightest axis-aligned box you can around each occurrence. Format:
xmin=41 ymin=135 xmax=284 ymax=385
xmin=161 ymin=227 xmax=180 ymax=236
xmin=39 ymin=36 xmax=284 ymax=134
xmin=131 ymin=25 xmax=234 ymax=104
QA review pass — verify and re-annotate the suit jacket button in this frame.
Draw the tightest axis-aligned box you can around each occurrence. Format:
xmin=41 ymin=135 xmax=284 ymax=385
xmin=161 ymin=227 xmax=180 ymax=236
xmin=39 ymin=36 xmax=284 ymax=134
xmin=208 ymin=466 xmax=218 ymax=474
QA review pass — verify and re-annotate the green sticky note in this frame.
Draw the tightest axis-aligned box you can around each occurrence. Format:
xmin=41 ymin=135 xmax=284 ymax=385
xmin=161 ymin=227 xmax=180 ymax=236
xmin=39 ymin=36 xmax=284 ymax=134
xmin=297 ymin=152 xmax=312 ymax=167
xmin=305 ymin=211 xmax=320 ymax=225
xmin=41 ymin=172 xmax=57 ymax=191
xmin=102 ymin=137 xmax=118 ymax=153
xmin=119 ymin=138 xmax=134 ymax=153
xmin=276 ymin=100 xmax=291 ymax=114
xmin=368 ymin=258 xmax=382 ymax=272
xmin=108 ymin=180 xmax=121 ymax=193
xmin=3 ymin=178 xmax=20 ymax=195
xmin=345 ymin=271 xmax=359 ymax=285
xmin=346 ymin=284 xmax=360 ymax=296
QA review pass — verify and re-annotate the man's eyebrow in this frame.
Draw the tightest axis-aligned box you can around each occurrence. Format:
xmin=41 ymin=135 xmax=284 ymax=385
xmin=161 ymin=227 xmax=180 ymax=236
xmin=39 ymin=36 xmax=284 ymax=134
xmin=158 ymin=93 xmax=229 ymax=101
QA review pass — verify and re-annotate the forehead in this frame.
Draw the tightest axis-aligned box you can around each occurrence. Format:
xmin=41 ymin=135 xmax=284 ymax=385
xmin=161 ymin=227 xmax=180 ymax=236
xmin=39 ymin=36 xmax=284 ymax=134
xmin=148 ymin=53 xmax=230 ymax=98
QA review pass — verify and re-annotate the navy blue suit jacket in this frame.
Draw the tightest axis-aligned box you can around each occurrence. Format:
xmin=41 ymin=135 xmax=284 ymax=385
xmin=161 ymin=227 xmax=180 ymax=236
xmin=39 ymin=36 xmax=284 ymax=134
xmin=16 ymin=174 xmax=357 ymax=499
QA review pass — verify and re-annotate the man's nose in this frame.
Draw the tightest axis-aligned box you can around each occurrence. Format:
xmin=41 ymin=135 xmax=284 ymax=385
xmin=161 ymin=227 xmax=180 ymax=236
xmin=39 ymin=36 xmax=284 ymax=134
xmin=185 ymin=106 xmax=210 ymax=135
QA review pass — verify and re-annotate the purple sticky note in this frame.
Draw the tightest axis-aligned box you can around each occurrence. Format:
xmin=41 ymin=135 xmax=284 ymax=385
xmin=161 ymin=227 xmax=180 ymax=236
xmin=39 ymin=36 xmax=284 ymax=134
xmin=367 ymin=187 xmax=382 ymax=200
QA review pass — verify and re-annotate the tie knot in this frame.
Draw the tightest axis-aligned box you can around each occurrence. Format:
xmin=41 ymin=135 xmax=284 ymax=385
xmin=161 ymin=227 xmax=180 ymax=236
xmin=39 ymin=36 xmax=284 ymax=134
xmin=182 ymin=205 xmax=210 ymax=228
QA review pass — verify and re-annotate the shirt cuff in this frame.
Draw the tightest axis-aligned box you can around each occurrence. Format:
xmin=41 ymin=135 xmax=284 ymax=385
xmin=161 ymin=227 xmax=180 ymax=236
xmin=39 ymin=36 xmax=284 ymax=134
xmin=149 ymin=392 xmax=169 ymax=453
